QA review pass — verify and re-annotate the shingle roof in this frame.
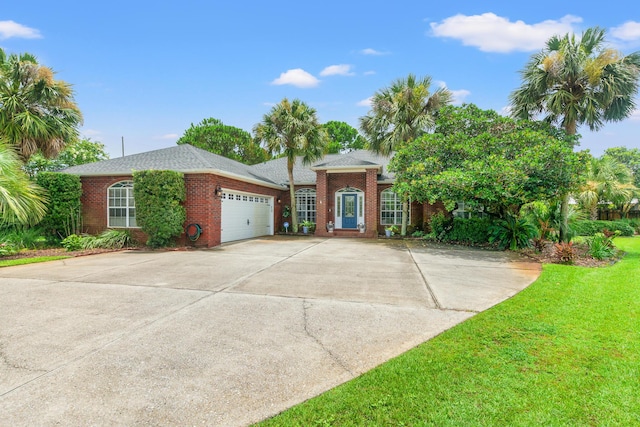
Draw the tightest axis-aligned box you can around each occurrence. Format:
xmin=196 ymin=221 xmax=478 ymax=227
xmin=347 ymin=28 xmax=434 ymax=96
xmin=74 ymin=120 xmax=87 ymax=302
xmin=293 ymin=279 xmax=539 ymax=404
xmin=64 ymin=146 xmax=395 ymax=185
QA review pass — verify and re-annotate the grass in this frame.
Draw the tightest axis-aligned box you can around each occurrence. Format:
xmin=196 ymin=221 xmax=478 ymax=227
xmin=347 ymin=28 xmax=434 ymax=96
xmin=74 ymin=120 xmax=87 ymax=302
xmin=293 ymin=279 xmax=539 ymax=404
xmin=0 ymin=256 xmax=70 ymax=268
xmin=258 ymin=237 xmax=640 ymax=426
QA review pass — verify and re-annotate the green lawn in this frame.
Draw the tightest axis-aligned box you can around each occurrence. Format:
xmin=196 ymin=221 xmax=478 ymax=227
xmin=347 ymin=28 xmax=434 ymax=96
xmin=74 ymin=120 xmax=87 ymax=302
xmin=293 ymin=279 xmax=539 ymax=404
xmin=258 ymin=237 xmax=640 ymax=426
xmin=0 ymin=256 xmax=69 ymax=267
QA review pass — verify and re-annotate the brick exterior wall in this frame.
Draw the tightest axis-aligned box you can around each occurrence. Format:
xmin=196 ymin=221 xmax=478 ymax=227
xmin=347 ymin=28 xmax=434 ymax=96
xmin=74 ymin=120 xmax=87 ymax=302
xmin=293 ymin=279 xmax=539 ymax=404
xmin=80 ymin=174 xmax=285 ymax=248
xmin=79 ymin=170 xmax=437 ymax=246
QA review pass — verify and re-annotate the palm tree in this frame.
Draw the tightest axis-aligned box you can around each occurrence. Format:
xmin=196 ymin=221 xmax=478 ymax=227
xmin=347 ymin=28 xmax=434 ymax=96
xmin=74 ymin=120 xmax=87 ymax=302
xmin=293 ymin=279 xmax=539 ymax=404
xmin=0 ymin=48 xmax=82 ymax=160
xmin=578 ymin=156 xmax=636 ymax=220
xmin=0 ymin=143 xmax=47 ymax=225
xmin=360 ymin=74 xmax=452 ymax=235
xmin=253 ymin=98 xmax=328 ymax=232
xmin=510 ymin=27 xmax=640 ymax=241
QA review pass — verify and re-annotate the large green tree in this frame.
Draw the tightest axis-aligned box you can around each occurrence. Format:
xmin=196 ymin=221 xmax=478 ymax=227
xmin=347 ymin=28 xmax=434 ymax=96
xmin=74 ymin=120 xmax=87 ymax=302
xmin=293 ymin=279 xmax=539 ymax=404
xmin=24 ymin=138 xmax=109 ymax=177
xmin=177 ymin=117 xmax=269 ymax=164
xmin=253 ymin=98 xmax=328 ymax=232
xmin=510 ymin=27 xmax=640 ymax=241
xmin=323 ymin=121 xmax=367 ymax=153
xmin=360 ymin=74 xmax=452 ymax=235
xmin=0 ymin=48 xmax=82 ymax=161
xmin=0 ymin=143 xmax=47 ymax=225
xmin=390 ymin=105 xmax=582 ymax=219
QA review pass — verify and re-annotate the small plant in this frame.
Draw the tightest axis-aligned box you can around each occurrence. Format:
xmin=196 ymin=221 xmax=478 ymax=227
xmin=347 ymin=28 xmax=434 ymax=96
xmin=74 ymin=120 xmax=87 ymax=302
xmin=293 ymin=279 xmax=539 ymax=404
xmin=94 ymin=229 xmax=134 ymax=249
xmin=411 ymin=230 xmax=425 ymax=238
xmin=554 ymin=241 xmax=577 ymax=263
xmin=0 ymin=242 xmax=19 ymax=257
xmin=489 ymin=216 xmax=537 ymax=250
xmin=282 ymin=205 xmax=291 ymax=218
xmin=587 ymin=232 xmax=616 ymax=260
xmin=532 ymin=237 xmax=547 ymax=253
xmin=61 ymin=234 xmax=85 ymax=251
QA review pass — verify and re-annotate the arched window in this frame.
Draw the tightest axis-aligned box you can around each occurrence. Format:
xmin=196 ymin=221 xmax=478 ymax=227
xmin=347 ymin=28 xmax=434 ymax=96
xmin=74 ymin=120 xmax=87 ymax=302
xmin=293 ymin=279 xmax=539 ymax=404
xmin=108 ymin=181 xmax=137 ymax=227
xmin=380 ymin=188 xmax=405 ymax=225
xmin=295 ymin=188 xmax=316 ymax=223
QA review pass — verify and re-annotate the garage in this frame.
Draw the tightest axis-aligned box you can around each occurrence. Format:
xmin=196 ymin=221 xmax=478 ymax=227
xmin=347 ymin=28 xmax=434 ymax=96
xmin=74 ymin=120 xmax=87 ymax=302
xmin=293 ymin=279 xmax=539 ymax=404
xmin=221 ymin=190 xmax=274 ymax=243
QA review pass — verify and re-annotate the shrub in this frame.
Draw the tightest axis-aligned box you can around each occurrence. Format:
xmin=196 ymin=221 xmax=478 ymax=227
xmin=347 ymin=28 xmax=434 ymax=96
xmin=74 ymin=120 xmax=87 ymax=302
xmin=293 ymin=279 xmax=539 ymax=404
xmin=61 ymin=234 xmax=85 ymax=251
xmin=572 ymin=220 xmax=634 ymax=237
xmin=554 ymin=241 xmax=577 ymax=263
xmin=428 ymin=212 xmax=452 ymax=241
xmin=133 ymin=170 xmax=186 ymax=248
xmin=0 ymin=226 xmax=47 ymax=250
xmin=447 ymin=217 xmax=492 ymax=244
xmin=35 ymin=172 xmax=83 ymax=240
xmin=0 ymin=241 xmax=19 ymax=257
xmin=94 ymin=229 xmax=134 ymax=249
xmin=489 ymin=216 xmax=537 ymax=250
xmin=587 ymin=233 xmax=617 ymax=260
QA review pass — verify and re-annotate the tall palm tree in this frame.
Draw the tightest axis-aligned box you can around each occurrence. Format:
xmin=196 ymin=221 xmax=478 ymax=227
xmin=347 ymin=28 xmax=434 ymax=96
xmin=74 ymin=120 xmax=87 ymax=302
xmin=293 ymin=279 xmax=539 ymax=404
xmin=578 ymin=156 xmax=636 ymax=220
xmin=253 ymin=98 xmax=328 ymax=232
xmin=0 ymin=143 xmax=47 ymax=225
xmin=510 ymin=27 xmax=640 ymax=241
xmin=0 ymin=48 xmax=82 ymax=160
xmin=360 ymin=74 xmax=452 ymax=235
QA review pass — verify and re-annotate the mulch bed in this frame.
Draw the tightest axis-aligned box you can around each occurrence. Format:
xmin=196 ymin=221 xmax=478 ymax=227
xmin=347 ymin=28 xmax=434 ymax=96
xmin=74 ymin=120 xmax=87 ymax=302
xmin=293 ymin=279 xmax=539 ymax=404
xmin=1 ymin=247 xmax=125 ymax=261
xmin=519 ymin=241 xmax=620 ymax=268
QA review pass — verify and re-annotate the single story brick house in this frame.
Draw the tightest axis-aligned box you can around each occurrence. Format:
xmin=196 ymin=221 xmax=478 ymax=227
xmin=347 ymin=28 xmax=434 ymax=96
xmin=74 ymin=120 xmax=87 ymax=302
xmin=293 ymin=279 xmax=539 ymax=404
xmin=64 ymin=144 xmax=443 ymax=247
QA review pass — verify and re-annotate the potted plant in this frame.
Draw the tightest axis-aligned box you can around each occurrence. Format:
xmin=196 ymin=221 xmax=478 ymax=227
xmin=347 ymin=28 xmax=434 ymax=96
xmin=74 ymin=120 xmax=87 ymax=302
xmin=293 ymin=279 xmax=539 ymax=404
xmin=358 ymin=223 xmax=366 ymax=233
xmin=301 ymin=220 xmax=315 ymax=234
xmin=385 ymin=225 xmax=397 ymax=238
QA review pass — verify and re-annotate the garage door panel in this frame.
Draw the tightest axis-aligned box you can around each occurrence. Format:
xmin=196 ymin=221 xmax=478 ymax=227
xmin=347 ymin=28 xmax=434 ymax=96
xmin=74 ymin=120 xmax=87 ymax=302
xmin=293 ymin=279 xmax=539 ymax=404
xmin=221 ymin=192 xmax=273 ymax=243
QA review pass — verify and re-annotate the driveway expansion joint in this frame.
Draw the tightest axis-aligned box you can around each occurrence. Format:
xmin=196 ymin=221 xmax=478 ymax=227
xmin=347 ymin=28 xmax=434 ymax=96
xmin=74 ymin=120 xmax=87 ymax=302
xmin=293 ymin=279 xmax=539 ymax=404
xmin=406 ymin=243 xmax=442 ymax=310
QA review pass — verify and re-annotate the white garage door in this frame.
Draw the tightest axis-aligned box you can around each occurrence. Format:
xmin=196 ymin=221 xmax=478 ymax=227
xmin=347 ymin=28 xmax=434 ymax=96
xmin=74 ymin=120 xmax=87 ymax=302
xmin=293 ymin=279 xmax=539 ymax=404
xmin=221 ymin=191 xmax=274 ymax=243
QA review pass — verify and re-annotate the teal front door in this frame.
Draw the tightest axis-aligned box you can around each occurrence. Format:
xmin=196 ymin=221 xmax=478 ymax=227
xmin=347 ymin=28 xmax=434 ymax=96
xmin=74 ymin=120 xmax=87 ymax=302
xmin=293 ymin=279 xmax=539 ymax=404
xmin=342 ymin=194 xmax=357 ymax=228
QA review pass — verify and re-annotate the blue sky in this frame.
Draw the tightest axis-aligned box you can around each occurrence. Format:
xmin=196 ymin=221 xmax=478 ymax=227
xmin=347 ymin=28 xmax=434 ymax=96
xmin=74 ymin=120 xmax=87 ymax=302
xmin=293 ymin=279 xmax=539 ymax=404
xmin=2 ymin=1 xmax=639 ymax=158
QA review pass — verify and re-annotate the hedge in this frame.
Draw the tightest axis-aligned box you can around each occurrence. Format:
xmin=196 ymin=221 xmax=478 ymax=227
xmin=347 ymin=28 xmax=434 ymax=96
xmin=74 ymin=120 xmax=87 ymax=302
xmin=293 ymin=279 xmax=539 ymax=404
xmin=35 ymin=172 xmax=82 ymax=239
xmin=571 ymin=220 xmax=635 ymax=237
xmin=445 ymin=217 xmax=492 ymax=244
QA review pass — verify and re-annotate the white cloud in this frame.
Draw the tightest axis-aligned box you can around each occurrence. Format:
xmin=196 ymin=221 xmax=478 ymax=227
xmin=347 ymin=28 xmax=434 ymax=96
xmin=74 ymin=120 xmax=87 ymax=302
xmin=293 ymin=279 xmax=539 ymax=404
xmin=158 ymin=133 xmax=179 ymax=139
xmin=360 ymin=48 xmax=389 ymax=55
xmin=611 ymin=21 xmax=640 ymax=41
xmin=0 ymin=20 xmax=42 ymax=40
xmin=81 ymin=128 xmax=102 ymax=137
xmin=450 ymin=89 xmax=471 ymax=105
xmin=319 ymin=64 xmax=354 ymax=77
xmin=271 ymin=68 xmax=320 ymax=88
xmin=364 ymin=70 xmax=376 ymax=76
xmin=630 ymin=108 xmax=640 ymax=121
xmin=357 ymin=97 xmax=372 ymax=107
xmin=430 ymin=13 xmax=582 ymax=53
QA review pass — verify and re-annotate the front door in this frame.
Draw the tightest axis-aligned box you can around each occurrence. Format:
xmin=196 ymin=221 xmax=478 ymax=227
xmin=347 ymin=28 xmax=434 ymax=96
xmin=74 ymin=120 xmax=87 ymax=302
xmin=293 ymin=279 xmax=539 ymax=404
xmin=342 ymin=194 xmax=357 ymax=229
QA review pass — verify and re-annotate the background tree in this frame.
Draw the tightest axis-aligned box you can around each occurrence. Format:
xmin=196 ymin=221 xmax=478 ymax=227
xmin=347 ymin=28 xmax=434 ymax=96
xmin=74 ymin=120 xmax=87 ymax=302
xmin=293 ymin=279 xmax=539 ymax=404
xmin=0 ymin=143 xmax=47 ymax=225
xmin=510 ymin=27 xmax=640 ymax=241
xmin=24 ymin=138 xmax=109 ymax=177
xmin=390 ymin=105 xmax=582 ymax=219
xmin=253 ymin=98 xmax=328 ymax=232
xmin=360 ymin=74 xmax=452 ymax=235
xmin=578 ymin=156 xmax=636 ymax=219
xmin=0 ymin=48 xmax=82 ymax=161
xmin=177 ymin=117 xmax=269 ymax=164
xmin=603 ymin=146 xmax=640 ymax=188
xmin=323 ymin=121 xmax=367 ymax=153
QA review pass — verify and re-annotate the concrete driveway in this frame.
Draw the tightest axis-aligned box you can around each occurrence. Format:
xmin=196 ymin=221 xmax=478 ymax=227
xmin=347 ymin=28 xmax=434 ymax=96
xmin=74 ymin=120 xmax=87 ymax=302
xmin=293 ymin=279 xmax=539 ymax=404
xmin=0 ymin=237 xmax=540 ymax=426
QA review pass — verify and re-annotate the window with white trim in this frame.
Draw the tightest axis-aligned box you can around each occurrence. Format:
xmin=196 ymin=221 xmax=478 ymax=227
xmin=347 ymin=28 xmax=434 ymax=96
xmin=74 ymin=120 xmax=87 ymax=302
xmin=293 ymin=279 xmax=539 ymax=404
xmin=295 ymin=188 xmax=317 ymax=223
xmin=108 ymin=181 xmax=137 ymax=227
xmin=380 ymin=188 xmax=405 ymax=225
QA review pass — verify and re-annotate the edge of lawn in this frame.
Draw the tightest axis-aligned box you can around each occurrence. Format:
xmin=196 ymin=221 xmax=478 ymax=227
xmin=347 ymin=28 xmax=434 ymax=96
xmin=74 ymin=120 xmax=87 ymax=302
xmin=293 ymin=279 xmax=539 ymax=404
xmin=257 ymin=236 xmax=640 ymax=427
